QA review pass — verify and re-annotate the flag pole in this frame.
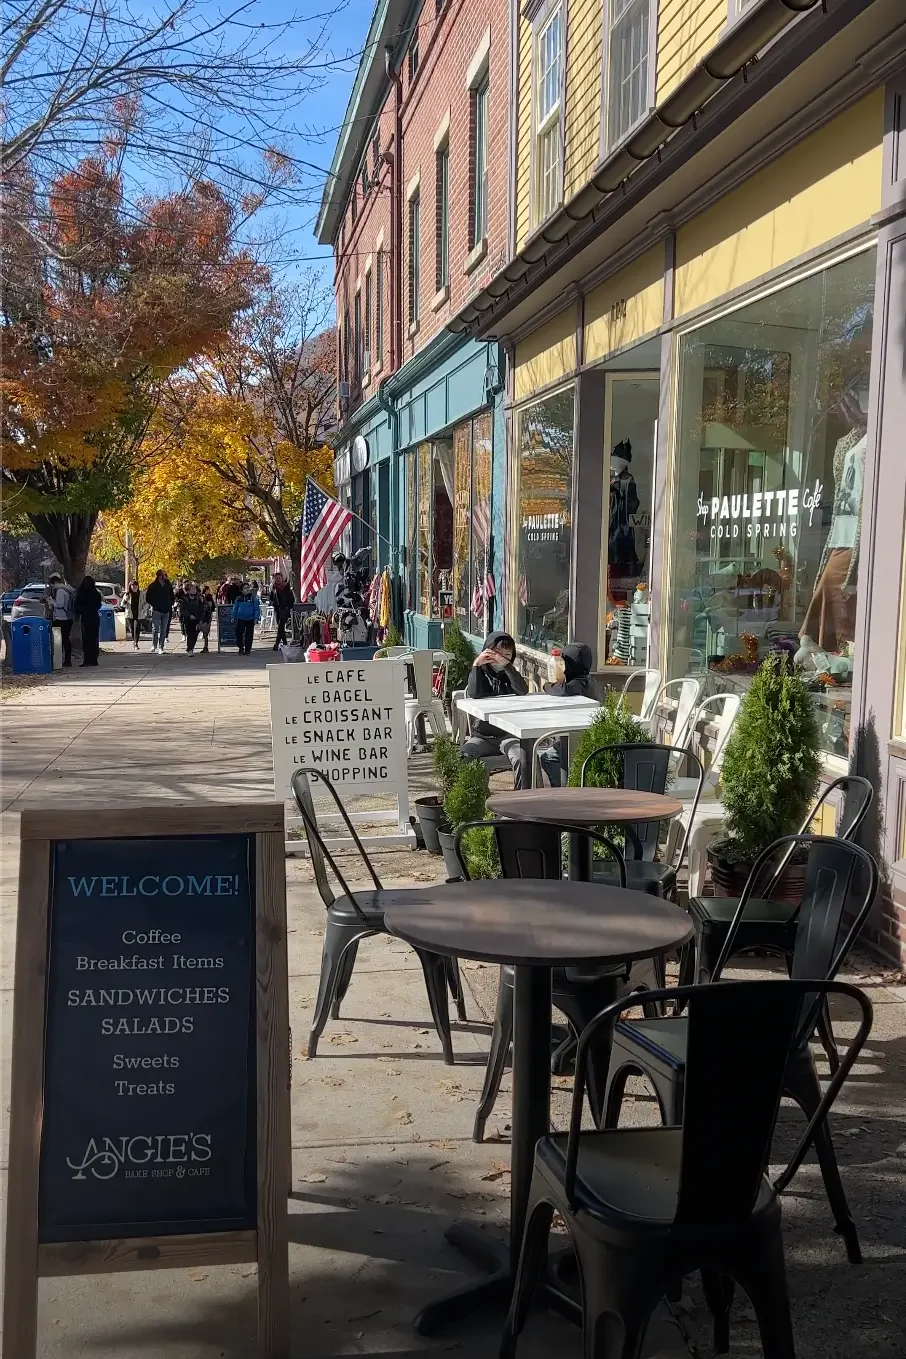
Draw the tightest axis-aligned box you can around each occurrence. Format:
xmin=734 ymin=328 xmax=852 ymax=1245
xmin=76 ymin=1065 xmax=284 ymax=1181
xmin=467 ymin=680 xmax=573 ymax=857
xmin=306 ymin=477 xmax=394 ymax=548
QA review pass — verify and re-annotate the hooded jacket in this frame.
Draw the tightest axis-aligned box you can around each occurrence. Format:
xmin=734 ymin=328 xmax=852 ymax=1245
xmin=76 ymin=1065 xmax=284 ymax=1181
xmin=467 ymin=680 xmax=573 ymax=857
xmin=465 ymin=630 xmax=527 ymax=740
xmin=146 ymin=578 xmax=174 ymax=612
xmin=179 ymin=590 xmax=205 ymax=624
xmin=232 ymin=592 xmax=261 ymax=623
xmin=544 ymin=643 xmax=597 ymax=699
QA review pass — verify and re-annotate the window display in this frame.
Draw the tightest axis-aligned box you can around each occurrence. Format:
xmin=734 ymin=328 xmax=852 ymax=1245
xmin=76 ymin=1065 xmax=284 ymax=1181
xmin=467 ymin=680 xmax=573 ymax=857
xmin=513 ymin=385 xmax=575 ymax=652
xmin=602 ymin=373 xmax=657 ymax=665
xmin=668 ymin=248 xmax=876 ymax=758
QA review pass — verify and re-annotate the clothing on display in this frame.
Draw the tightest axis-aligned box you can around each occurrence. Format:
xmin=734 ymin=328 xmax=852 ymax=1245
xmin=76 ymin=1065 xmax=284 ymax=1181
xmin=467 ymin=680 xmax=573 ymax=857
xmin=799 ymin=425 xmax=866 ymax=654
xmin=608 ymin=439 xmax=641 ymax=578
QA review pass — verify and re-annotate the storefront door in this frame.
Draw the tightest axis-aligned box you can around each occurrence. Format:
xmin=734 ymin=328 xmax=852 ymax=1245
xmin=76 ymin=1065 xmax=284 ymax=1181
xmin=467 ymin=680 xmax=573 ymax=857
xmin=599 ymin=372 xmax=659 ymax=665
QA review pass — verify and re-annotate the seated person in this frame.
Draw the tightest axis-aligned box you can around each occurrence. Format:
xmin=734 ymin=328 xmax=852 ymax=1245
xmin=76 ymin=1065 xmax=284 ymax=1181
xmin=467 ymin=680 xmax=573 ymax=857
xmin=459 ymin=631 xmax=529 ymax=787
xmin=537 ymin=643 xmax=596 ymax=787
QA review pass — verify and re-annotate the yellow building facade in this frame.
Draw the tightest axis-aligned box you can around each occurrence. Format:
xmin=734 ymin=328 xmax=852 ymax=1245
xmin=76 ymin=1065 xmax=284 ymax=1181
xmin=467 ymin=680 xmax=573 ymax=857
xmin=449 ymin=0 xmax=906 ymax=960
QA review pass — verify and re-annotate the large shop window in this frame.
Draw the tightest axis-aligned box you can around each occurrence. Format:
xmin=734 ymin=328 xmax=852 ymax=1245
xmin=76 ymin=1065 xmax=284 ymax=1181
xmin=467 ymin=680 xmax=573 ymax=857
xmin=405 ymin=417 xmax=493 ymax=629
xmin=669 ymin=248 xmax=876 ymax=759
xmin=514 ymin=385 xmax=575 ymax=652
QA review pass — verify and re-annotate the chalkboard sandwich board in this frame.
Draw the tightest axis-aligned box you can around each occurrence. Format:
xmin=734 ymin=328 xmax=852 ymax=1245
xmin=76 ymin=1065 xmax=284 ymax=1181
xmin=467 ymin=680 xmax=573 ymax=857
xmin=216 ymin=603 xmax=238 ymax=651
xmin=4 ymin=803 xmax=290 ymax=1359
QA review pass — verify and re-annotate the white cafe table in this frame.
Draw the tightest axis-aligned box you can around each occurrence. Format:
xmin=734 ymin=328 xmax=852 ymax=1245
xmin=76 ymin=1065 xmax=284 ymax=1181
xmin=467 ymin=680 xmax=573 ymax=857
xmin=458 ymin=695 xmax=600 ymax=785
xmin=457 ymin=693 xmax=598 ymax=722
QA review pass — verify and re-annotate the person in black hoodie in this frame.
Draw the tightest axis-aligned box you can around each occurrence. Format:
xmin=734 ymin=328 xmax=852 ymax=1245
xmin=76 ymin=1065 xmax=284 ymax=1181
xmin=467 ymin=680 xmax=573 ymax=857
xmin=179 ymin=581 xmax=205 ymax=654
xmin=74 ymin=576 xmax=103 ymax=667
xmin=268 ymin=573 xmax=296 ymax=650
xmin=459 ymin=630 xmax=530 ymax=787
xmin=536 ymin=642 xmax=597 ymax=786
xmin=145 ymin=570 xmax=175 ymax=654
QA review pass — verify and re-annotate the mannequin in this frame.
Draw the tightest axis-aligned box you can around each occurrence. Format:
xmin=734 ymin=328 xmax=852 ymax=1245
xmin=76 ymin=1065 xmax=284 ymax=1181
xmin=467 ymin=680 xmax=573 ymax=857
xmin=796 ymin=386 xmax=867 ymax=664
xmin=608 ymin=439 xmax=641 ymax=577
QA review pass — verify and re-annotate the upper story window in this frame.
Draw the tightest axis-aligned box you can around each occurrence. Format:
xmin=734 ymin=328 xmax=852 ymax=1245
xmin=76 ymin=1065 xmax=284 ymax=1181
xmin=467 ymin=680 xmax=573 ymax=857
xmin=354 ymin=289 xmax=363 ymax=383
xmin=436 ymin=144 xmax=450 ymax=290
xmin=364 ymin=270 xmax=372 ymax=377
xmin=408 ymin=191 xmax=421 ymax=327
xmin=471 ymin=78 xmax=490 ymax=246
xmin=408 ymin=30 xmax=420 ymax=82
xmin=375 ymin=250 xmax=384 ymax=366
xmin=534 ymin=6 xmax=562 ymax=226
xmin=729 ymin=0 xmax=757 ymax=15
xmin=604 ymin=0 xmax=654 ymax=152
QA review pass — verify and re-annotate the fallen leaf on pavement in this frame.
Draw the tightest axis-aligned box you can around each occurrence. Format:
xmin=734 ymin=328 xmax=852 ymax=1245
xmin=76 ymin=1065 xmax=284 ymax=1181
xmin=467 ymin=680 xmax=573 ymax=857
xmin=299 ymin=1172 xmax=328 ymax=1184
xmin=429 ymin=1160 xmax=450 ymax=1171
xmin=430 ymin=1139 xmax=457 ymax=1150
xmin=365 ymin=1193 xmax=398 ymax=1205
xmin=327 ymin=1033 xmax=359 ymax=1045
xmin=298 ymin=1045 xmax=309 ymax=1060
xmin=396 ymin=1110 xmax=414 ymax=1125
xmin=322 ymin=1076 xmax=346 ymax=1088
xmin=480 ymin=1164 xmax=510 ymax=1182
xmin=188 ymin=1269 xmax=209 ymax=1281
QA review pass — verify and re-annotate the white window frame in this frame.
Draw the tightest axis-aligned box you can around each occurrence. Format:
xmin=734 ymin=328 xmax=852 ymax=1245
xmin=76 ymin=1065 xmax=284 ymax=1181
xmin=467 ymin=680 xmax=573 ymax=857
xmin=531 ymin=2 xmax=564 ymax=229
xmin=601 ymin=0 xmax=656 ymax=157
xmin=727 ymin=0 xmax=758 ymax=21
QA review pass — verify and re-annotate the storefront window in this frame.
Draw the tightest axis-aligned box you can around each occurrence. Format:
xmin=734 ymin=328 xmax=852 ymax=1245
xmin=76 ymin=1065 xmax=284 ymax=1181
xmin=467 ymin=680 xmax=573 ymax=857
xmin=417 ymin=441 xmax=432 ymax=616
xmin=432 ymin=438 xmax=454 ymax=617
xmin=514 ymin=385 xmax=575 ymax=651
xmin=668 ymin=248 xmax=876 ymax=758
xmin=406 ymin=450 xmax=417 ymax=611
xmin=471 ymin=413 xmax=493 ymax=634
xmin=603 ymin=373 xmax=658 ymax=665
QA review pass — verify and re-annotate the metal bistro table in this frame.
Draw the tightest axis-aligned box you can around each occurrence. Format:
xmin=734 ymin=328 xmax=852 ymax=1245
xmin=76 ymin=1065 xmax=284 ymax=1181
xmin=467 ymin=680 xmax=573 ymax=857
xmin=383 ymin=879 xmax=692 ymax=1335
xmin=489 ymin=786 xmax=684 ymax=879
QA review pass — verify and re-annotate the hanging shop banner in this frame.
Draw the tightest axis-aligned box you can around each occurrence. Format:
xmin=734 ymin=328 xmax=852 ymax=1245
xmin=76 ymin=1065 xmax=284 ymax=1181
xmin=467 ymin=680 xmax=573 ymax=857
xmin=268 ymin=660 xmax=411 ymax=844
xmin=4 ymin=805 xmax=290 ymax=1359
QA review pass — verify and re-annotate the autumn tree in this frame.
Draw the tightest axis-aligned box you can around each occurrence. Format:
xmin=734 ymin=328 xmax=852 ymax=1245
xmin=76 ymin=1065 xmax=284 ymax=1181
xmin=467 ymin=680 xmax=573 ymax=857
xmin=1 ymin=0 xmax=328 ymax=224
xmin=1 ymin=155 xmax=263 ymax=580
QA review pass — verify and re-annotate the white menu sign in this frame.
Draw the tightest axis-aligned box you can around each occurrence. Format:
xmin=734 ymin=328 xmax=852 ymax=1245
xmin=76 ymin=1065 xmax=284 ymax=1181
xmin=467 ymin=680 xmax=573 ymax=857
xmin=268 ymin=660 xmax=410 ymax=840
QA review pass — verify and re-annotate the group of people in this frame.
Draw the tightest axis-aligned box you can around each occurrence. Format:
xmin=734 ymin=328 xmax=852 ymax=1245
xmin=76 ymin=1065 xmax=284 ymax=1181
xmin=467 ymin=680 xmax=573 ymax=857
xmin=141 ymin=573 xmax=215 ymax=655
xmin=46 ymin=574 xmax=105 ymax=668
xmin=42 ymin=568 xmax=299 ymax=666
xmin=460 ymin=629 xmax=595 ymax=788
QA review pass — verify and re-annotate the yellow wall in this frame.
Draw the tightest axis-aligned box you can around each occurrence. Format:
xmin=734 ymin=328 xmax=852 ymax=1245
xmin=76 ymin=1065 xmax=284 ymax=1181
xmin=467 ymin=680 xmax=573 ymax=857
xmin=674 ymin=91 xmax=884 ymax=318
xmin=514 ymin=306 xmax=577 ymax=401
xmin=564 ymin=0 xmax=603 ymax=201
xmin=656 ymin=0 xmax=727 ymax=104
xmin=584 ymin=247 xmax=664 ymax=363
xmin=515 ymin=18 xmax=534 ymax=251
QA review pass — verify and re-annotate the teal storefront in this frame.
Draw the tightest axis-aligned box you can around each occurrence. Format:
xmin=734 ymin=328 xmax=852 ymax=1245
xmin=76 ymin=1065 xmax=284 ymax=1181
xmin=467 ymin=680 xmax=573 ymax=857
xmin=335 ymin=332 xmax=507 ymax=650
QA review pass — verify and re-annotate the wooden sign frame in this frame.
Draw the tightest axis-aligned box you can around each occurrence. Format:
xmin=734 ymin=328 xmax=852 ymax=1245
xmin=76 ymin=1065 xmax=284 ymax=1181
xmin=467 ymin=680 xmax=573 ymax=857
xmin=3 ymin=804 xmax=290 ymax=1359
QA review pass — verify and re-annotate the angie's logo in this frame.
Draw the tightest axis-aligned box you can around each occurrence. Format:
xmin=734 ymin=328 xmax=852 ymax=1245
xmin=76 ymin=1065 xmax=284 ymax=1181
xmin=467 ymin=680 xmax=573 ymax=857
xmin=66 ymin=1133 xmax=212 ymax=1179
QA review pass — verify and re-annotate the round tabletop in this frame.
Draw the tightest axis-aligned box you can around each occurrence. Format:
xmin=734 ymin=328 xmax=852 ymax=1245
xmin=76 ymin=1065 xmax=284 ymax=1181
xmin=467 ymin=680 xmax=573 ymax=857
xmin=383 ymin=879 xmax=692 ymax=968
xmin=487 ymin=786 xmax=684 ymax=824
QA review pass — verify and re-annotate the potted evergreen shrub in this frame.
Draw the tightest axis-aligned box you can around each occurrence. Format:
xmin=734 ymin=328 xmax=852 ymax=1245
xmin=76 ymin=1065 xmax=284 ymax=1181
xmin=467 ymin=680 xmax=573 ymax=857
xmin=414 ymin=734 xmax=459 ymax=854
xmin=442 ymin=619 xmax=477 ymax=704
xmin=568 ymin=689 xmax=648 ymax=789
xmin=708 ymin=656 xmax=821 ymax=896
xmin=438 ymin=758 xmax=496 ymax=880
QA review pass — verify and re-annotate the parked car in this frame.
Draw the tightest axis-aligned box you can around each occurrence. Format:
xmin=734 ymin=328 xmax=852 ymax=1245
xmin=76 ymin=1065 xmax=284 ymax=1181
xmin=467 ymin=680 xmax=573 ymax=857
xmin=10 ymin=584 xmax=50 ymax=622
xmin=1 ymin=589 xmax=19 ymax=619
xmin=95 ymin=582 xmax=123 ymax=608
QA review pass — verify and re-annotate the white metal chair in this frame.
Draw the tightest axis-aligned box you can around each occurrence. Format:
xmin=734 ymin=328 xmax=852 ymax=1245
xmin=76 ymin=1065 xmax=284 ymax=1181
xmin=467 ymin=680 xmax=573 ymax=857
xmin=530 ymin=730 xmax=574 ymax=788
xmin=665 ymin=691 xmax=742 ymax=893
xmin=259 ymin=603 xmax=276 ymax=636
xmin=617 ymin=667 xmax=662 ymax=721
xmin=451 ymin=688 xmax=468 ymax=744
xmin=403 ymin=649 xmax=449 ymax=752
xmin=638 ymin=677 xmax=703 ymax=749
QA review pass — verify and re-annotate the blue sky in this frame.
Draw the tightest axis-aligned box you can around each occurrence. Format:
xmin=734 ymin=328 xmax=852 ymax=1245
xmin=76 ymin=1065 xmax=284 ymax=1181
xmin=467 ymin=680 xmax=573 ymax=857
xmin=265 ymin=0 xmax=374 ymax=282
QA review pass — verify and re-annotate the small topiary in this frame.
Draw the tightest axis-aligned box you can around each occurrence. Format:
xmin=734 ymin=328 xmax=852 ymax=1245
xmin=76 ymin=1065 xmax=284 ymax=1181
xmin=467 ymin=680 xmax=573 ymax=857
xmin=568 ymin=690 xmax=647 ymax=789
xmin=443 ymin=758 xmax=499 ymax=880
xmin=718 ymin=656 xmax=821 ymax=864
xmin=383 ymin=623 xmax=403 ymax=647
xmin=443 ymin=619 xmax=477 ymax=695
xmin=432 ymin=734 xmax=461 ymax=802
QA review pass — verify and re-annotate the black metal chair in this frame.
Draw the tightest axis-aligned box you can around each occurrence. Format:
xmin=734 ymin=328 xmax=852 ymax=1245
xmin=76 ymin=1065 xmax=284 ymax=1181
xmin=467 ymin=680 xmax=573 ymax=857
xmin=684 ymin=774 xmax=873 ymax=989
xmin=454 ymin=818 xmax=659 ymax=1142
xmin=579 ymin=742 xmax=705 ymax=900
xmin=603 ymin=834 xmax=879 ymax=1265
xmin=501 ymin=978 xmax=873 ymax=1359
xmin=291 ymin=768 xmax=460 ymax=1064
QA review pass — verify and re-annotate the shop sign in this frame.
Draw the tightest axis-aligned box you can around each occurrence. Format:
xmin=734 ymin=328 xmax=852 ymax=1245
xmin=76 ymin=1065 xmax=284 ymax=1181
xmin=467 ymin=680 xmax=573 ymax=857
xmin=697 ymin=481 xmax=823 ymax=541
xmin=522 ymin=512 xmax=564 ymax=543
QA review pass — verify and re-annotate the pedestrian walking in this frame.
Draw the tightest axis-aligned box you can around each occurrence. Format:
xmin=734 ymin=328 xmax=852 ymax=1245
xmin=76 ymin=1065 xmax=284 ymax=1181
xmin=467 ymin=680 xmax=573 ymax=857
xmin=268 ymin=572 xmax=295 ymax=650
xmin=146 ymin=569 xmax=175 ymax=654
xmin=174 ymin=579 xmax=187 ymax=636
xmin=125 ymin=580 xmax=144 ymax=648
xmin=179 ymin=580 xmax=205 ymax=654
xmin=46 ymin=573 xmax=75 ymax=667
xmin=232 ymin=582 xmax=260 ymax=655
xmin=224 ymin=573 xmax=243 ymax=604
xmin=200 ymin=586 xmax=215 ymax=652
xmin=74 ymin=576 xmax=103 ymax=668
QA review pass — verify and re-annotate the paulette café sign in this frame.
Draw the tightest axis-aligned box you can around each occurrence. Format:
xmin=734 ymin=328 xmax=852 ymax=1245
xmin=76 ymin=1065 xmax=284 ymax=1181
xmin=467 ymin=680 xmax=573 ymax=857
xmin=697 ymin=481 xmax=823 ymax=540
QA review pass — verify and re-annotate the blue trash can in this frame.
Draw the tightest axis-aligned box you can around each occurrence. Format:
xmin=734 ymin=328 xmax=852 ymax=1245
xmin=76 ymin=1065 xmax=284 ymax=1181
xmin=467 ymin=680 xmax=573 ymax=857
xmin=98 ymin=605 xmax=116 ymax=642
xmin=11 ymin=617 xmax=52 ymax=674
xmin=339 ymin=645 xmax=380 ymax=661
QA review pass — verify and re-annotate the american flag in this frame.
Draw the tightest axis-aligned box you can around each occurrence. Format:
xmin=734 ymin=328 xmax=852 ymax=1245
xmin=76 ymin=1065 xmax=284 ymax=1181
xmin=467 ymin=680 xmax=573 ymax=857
xmin=297 ymin=479 xmax=353 ymax=601
xmin=518 ymin=573 xmax=529 ymax=605
xmin=471 ymin=561 xmax=496 ymax=619
xmin=470 ymin=496 xmax=491 ymax=546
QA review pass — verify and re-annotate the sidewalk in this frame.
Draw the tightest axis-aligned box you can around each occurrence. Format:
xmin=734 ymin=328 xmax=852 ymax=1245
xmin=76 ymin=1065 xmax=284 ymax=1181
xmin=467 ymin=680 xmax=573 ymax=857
xmin=2 ymin=638 xmax=905 ymax=1358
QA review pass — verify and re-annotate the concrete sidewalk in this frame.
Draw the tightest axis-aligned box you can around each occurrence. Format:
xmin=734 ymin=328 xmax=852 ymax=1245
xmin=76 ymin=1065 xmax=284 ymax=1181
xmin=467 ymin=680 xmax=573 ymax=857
xmin=2 ymin=638 xmax=905 ymax=1358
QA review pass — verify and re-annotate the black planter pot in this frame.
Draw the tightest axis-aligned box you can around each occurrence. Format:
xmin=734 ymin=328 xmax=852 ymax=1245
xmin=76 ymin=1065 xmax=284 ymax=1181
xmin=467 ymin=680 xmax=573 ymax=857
xmin=437 ymin=829 xmax=464 ymax=880
xmin=414 ymin=795 xmax=449 ymax=855
xmin=707 ymin=841 xmax=808 ymax=902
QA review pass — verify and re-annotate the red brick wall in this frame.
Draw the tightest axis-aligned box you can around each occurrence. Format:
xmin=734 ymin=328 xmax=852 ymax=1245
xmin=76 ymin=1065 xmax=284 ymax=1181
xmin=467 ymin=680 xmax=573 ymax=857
xmin=333 ymin=0 xmax=510 ymax=423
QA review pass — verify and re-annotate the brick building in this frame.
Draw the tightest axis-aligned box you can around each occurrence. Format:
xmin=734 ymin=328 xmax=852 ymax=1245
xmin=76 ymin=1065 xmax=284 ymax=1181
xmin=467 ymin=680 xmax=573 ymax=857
xmin=317 ymin=0 xmax=511 ymax=647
